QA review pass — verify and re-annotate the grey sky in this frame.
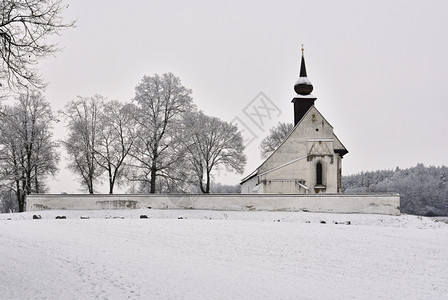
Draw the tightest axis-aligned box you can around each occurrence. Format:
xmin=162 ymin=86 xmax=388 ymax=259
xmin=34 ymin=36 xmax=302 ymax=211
xmin=38 ymin=0 xmax=448 ymax=193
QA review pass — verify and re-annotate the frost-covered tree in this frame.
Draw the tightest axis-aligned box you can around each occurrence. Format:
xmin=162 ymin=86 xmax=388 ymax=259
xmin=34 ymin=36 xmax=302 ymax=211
xmin=62 ymin=95 xmax=104 ymax=194
xmin=130 ymin=73 xmax=194 ymax=193
xmin=95 ymin=100 xmax=137 ymax=194
xmin=208 ymin=182 xmax=241 ymax=194
xmin=343 ymin=164 xmax=448 ymax=216
xmin=182 ymin=111 xmax=246 ymax=193
xmin=0 ymin=91 xmax=59 ymax=211
xmin=259 ymin=122 xmax=293 ymax=159
xmin=0 ymin=0 xmax=74 ymax=92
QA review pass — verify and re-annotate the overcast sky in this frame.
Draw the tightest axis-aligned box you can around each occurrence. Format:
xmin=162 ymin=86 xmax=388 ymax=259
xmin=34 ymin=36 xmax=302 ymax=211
xmin=37 ymin=0 xmax=448 ymax=193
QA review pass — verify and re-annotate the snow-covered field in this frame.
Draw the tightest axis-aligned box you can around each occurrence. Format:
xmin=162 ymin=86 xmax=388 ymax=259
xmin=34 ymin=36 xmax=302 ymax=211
xmin=1 ymin=209 xmax=447 ymax=299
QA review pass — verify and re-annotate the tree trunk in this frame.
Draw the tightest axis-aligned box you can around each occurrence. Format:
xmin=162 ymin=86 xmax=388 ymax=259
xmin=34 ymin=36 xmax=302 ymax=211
xmin=88 ymin=164 xmax=94 ymax=194
xmin=199 ymin=179 xmax=206 ymax=193
xmin=205 ymin=171 xmax=211 ymax=194
xmin=150 ymin=163 xmax=156 ymax=194
xmin=108 ymin=169 xmax=114 ymax=194
xmin=16 ymin=181 xmax=25 ymax=212
xmin=18 ymin=200 xmax=25 ymax=212
xmin=15 ymin=180 xmax=27 ymax=212
xmin=88 ymin=180 xmax=94 ymax=194
xmin=150 ymin=146 xmax=158 ymax=194
xmin=34 ymin=165 xmax=40 ymax=193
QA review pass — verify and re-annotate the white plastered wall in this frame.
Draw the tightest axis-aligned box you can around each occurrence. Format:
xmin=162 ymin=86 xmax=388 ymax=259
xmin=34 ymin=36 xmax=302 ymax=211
xmin=26 ymin=193 xmax=401 ymax=216
xmin=257 ymin=106 xmax=341 ymax=194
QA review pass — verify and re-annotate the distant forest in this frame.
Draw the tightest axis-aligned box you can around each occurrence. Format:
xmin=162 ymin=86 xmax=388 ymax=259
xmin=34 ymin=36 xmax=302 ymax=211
xmin=343 ymin=164 xmax=448 ymax=216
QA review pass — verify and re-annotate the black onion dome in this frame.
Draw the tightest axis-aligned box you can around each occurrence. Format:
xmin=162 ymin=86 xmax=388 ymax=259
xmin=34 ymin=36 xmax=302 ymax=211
xmin=294 ymin=50 xmax=314 ymax=95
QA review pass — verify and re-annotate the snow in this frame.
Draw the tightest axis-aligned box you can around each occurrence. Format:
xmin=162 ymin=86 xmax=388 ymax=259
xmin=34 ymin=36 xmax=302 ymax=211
xmin=292 ymin=93 xmax=317 ymax=99
xmin=295 ymin=77 xmax=312 ymax=85
xmin=1 ymin=209 xmax=447 ymax=299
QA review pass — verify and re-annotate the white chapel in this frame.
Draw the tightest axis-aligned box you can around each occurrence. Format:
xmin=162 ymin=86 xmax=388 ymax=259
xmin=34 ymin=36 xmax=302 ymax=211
xmin=241 ymin=49 xmax=348 ymax=194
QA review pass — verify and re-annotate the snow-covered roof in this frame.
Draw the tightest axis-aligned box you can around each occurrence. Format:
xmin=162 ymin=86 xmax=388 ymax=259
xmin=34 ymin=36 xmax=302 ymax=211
xmin=240 ymin=169 xmax=258 ymax=184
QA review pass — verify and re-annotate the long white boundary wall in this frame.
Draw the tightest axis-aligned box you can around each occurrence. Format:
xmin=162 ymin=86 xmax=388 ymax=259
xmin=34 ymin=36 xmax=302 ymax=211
xmin=26 ymin=193 xmax=400 ymax=215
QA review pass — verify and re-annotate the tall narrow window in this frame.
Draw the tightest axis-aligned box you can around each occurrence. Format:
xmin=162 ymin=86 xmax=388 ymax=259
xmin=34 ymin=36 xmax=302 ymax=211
xmin=316 ymin=162 xmax=323 ymax=185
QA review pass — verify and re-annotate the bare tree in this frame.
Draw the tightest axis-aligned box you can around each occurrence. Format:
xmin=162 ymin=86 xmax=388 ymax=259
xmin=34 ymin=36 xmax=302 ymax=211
xmin=0 ymin=91 xmax=59 ymax=211
xmin=95 ymin=100 xmax=137 ymax=194
xmin=182 ymin=111 xmax=247 ymax=193
xmin=130 ymin=73 xmax=194 ymax=193
xmin=259 ymin=122 xmax=294 ymax=159
xmin=62 ymin=95 xmax=103 ymax=194
xmin=0 ymin=0 xmax=75 ymax=92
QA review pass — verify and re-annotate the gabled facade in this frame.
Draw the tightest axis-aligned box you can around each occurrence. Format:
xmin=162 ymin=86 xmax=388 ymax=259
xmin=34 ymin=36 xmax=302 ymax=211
xmin=241 ymin=48 xmax=348 ymax=194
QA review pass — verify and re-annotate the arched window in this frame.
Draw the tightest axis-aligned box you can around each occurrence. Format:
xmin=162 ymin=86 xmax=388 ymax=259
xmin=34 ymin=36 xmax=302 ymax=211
xmin=316 ymin=162 xmax=323 ymax=185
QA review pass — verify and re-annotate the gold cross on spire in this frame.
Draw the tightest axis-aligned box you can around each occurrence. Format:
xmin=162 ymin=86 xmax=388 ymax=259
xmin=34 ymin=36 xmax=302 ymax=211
xmin=301 ymin=44 xmax=304 ymax=55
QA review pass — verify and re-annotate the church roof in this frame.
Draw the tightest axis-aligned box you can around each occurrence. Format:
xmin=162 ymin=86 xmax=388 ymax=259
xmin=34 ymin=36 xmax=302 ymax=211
xmin=240 ymin=169 xmax=258 ymax=183
xmin=240 ymin=105 xmax=347 ymax=184
xmin=333 ymin=133 xmax=349 ymax=156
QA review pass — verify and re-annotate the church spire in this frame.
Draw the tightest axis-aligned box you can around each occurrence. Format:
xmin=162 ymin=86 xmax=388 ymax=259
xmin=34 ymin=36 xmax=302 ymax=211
xmin=294 ymin=45 xmax=314 ymax=95
xmin=291 ymin=45 xmax=317 ymax=126
xmin=300 ymin=45 xmax=308 ymax=77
